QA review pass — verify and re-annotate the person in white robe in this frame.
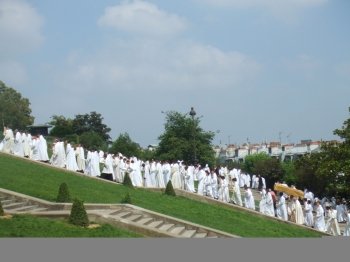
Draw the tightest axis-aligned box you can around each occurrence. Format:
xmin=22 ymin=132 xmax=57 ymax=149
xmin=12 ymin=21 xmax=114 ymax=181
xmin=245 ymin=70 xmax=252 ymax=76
xmin=30 ymin=136 xmax=40 ymax=161
xmin=2 ymin=127 xmax=15 ymax=154
xmin=149 ymin=160 xmax=157 ymax=187
xmin=38 ymin=135 xmax=49 ymax=162
xmin=239 ymin=172 xmax=245 ymax=188
xmin=84 ymin=150 xmax=92 ymax=176
xmin=75 ymin=145 xmax=85 ymax=172
xmin=186 ymin=164 xmax=196 ymax=193
xmin=336 ymin=199 xmax=347 ymax=223
xmin=162 ymin=161 xmax=171 ymax=186
xmin=314 ymin=200 xmax=326 ymax=232
xmin=90 ymin=151 xmax=101 ymax=177
xmin=229 ymin=177 xmax=243 ymax=206
xmin=196 ymin=168 xmax=206 ymax=195
xmin=170 ymin=162 xmax=182 ymax=189
xmin=203 ymin=171 xmax=212 ymax=197
xmin=210 ymin=170 xmax=218 ymax=199
xmin=288 ymin=196 xmax=304 ymax=225
xmin=13 ymin=131 xmax=24 ymax=157
xmin=156 ymin=161 xmax=165 ymax=188
xmin=22 ymin=133 xmax=31 ymax=158
xmin=243 ymin=185 xmax=255 ymax=210
xmin=259 ymin=189 xmax=267 ymax=214
xmin=276 ymin=192 xmax=288 ymax=221
xmin=101 ymin=154 xmax=115 ymax=181
xmin=132 ymin=158 xmax=143 ymax=187
xmin=143 ymin=161 xmax=152 ymax=187
xmin=303 ymin=199 xmax=314 ymax=227
xmin=265 ymin=190 xmax=275 ymax=217
xmin=325 ymin=205 xmax=340 ymax=236
xmin=343 ymin=210 xmax=350 ymax=236
xmin=50 ymin=140 xmax=66 ymax=168
xmin=66 ymin=143 xmax=79 ymax=171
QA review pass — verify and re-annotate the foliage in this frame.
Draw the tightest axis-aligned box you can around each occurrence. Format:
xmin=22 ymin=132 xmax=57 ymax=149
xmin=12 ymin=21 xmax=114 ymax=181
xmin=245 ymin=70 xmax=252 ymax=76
xmin=72 ymin=111 xmax=111 ymax=143
xmin=56 ymin=182 xmax=71 ymax=203
xmin=121 ymin=192 xmax=132 ymax=204
xmin=123 ymin=172 xmax=134 ymax=189
xmin=69 ymin=198 xmax=89 ymax=227
xmin=0 ymin=201 xmax=4 ymax=216
xmin=243 ymin=153 xmax=271 ymax=174
xmin=49 ymin=115 xmax=74 ymax=138
xmin=164 ymin=180 xmax=176 ymax=196
xmin=79 ymin=131 xmax=107 ymax=151
xmin=0 ymin=80 xmax=34 ymax=131
xmin=281 ymin=161 xmax=297 ymax=186
xmin=109 ymin=132 xmax=141 ymax=158
xmin=156 ymin=111 xmax=215 ymax=166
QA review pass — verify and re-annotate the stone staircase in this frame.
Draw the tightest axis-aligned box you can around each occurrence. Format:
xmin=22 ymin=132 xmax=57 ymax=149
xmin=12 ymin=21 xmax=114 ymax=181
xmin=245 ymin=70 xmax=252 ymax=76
xmin=0 ymin=188 xmax=239 ymax=238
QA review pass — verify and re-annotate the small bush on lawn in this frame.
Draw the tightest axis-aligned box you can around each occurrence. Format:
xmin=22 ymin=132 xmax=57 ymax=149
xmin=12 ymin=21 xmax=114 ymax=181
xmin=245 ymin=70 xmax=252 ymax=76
xmin=56 ymin=182 xmax=71 ymax=203
xmin=69 ymin=198 xmax=89 ymax=227
xmin=0 ymin=201 xmax=4 ymax=216
xmin=164 ymin=181 xmax=176 ymax=196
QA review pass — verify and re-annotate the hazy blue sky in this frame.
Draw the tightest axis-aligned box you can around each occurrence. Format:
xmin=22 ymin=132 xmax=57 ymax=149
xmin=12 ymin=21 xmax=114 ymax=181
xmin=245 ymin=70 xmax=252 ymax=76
xmin=1 ymin=0 xmax=349 ymax=147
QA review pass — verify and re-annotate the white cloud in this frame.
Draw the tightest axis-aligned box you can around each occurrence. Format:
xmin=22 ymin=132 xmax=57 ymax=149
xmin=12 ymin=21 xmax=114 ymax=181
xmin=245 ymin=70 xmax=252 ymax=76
xmin=0 ymin=0 xmax=44 ymax=57
xmin=58 ymin=38 xmax=261 ymax=94
xmin=284 ymin=54 xmax=321 ymax=74
xmin=98 ymin=0 xmax=187 ymax=37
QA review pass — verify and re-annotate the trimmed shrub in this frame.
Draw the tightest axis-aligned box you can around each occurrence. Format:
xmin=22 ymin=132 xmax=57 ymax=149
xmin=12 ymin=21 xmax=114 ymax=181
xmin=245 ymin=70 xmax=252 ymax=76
xmin=123 ymin=172 xmax=134 ymax=189
xmin=121 ymin=192 xmax=132 ymax=204
xmin=69 ymin=198 xmax=89 ymax=227
xmin=56 ymin=182 xmax=71 ymax=203
xmin=0 ymin=201 xmax=4 ymax=216
xmin=164 ymin=180 xmax=176 ymax=196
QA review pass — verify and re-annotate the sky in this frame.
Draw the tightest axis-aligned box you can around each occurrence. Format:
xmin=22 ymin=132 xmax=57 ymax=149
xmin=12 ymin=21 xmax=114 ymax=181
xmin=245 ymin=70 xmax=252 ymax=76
xmin=1 ymin=0 xmax=349 ymax=147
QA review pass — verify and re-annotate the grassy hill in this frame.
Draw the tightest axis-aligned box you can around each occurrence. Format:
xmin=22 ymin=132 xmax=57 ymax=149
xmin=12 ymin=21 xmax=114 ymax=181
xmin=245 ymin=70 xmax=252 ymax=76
xmin=0 ymin=153 xmax=325 ymax=237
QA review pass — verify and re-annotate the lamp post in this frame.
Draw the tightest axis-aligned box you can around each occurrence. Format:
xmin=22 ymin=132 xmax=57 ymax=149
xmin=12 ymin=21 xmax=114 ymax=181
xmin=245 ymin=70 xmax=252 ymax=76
xmin=189 ymin=107 xmax=197 ymax=164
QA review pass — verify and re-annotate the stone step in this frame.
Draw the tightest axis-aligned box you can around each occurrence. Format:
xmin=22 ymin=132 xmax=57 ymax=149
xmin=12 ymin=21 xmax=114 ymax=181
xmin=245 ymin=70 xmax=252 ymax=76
xmin=136 ymin=217 xmax=154 ymax=225
xmin=27 ymin=207 xmax=49 ymax=213
xmin=181 ymin=229 xmax=197 ymax=238
xmin=148 ymin=220 xmax=164 ymax=228
xmin=3 ymin=202 xmax=27 ymax=209
xmin=110 ymin=211 xmax=132 ymax=219
xmin=158 ymin=223 xmax=175 ymax=232
xmin=169 ymin=226 xmax=186 ymax=235
xmin=1 ymin=199 xmax=16 ymax=205
xmin=125 ymin=214 xmax=143 ymax=222
xmin=193 ymin=232 xmax=208 ymax=238
xmin=10 ymin=205 xmax=39 ymax=212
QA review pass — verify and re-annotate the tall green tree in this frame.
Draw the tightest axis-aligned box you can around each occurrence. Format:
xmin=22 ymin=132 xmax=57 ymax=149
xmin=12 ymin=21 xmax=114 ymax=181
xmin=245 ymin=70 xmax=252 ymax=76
xmin=156 ymin=111 xmax=215 ymax=166
xmin=109 ymin=132 xmax=141 ymax=158
xmin=72 ymin=111 xmax=111 ymax=143
xmin=49 ymin=115 xmax=74 ymax=138
xmin=0 ymin=80 xmax=34 ymax=131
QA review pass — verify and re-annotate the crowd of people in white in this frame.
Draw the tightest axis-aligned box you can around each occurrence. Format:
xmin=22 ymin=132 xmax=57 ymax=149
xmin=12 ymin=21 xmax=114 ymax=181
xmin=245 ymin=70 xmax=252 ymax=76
xmin=1 ymin=126 xmax=350 ymax=236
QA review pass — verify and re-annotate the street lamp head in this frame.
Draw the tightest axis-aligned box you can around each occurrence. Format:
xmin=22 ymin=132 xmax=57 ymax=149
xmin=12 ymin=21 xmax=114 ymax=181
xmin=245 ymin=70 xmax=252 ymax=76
xmin=189 ymin=107 xmax=196 ymax=118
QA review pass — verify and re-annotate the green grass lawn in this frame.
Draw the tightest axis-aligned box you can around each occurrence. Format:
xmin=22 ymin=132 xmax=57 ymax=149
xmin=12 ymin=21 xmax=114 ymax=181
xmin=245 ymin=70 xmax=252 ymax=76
xmin=0 ymin=214 xmax=142 ymax=237
xmin=0 ymin=153 xmax=324 ymax=237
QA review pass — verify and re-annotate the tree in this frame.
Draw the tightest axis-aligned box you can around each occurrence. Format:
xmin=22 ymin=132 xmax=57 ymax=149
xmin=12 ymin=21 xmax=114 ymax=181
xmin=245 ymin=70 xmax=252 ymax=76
xmin=156 ymin=111 xmax=215 ymax=166
xmin=0 ymin=80 xmax=34 ymax=131
xmin=79 ymin=131 xmax=107 ymax=151
xmin=109 ymin=133 xmax=141 ymax=157
xmin=49 ymin=115 xmax=74 ymax=138
xmin=72 ymin=111 xmax=111 ymax=143
xmin=56 ymin=182 xmax=71 ymax=203
xmin=69 ymin=198 xmax=89 ymax=227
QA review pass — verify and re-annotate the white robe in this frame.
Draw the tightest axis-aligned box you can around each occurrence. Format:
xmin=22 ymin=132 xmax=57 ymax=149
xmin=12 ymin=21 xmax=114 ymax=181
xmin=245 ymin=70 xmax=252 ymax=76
xmin=143 ymin=162 xmax=152 ymax=187
xmin=38 ymin=135 xmax=49 ymax=161
xmin=276 ymin=196 xmax=288 ymax=221
xmin=156 ymin=162 xmax=165 ymax=188
xmin=90 ymin=151 xmax=101 ymax=177
xmin=75 ymin=146 xmax=86 ymax=171
xmin=149 ymin=161 xmax=157 ymax=187
xmin=197 ymin=170 xmax=206 ymax=195
xmin=304 ymin=202 xmax=314 ymax=227
xmin=264 ymin=192 xmax=275 ymax=217
xmin=162 ymin=163 xmax=171 ymax=186
xmin=170 ymin=163 xmax=182 ymax=189
xmin=343 ymin=213 xmax=350 ymax=236
xmin=230 ymin=180 xmax=243 ymax=206
xmin=325 ymin=209 xmax=340 ymax=236
xmin=314 ymin=205 xmax=326 ymax=232
xmin=66 ymin=143 xmax=78 ymax=171
xmin=22 ymin=133 xmax=31 ymax=157
xmin=244 ymin=188 xmax=255 ymax=210
xmin=30 ymin=138 xmax=40 ymax=161
xmin=13 ymin=131 xmax=24 ymax=157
